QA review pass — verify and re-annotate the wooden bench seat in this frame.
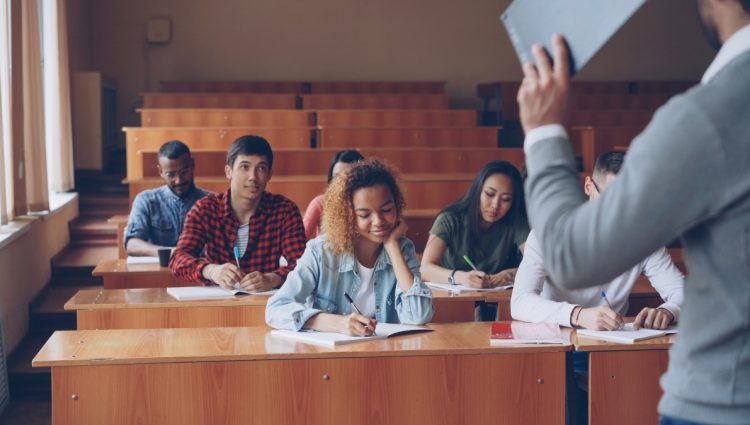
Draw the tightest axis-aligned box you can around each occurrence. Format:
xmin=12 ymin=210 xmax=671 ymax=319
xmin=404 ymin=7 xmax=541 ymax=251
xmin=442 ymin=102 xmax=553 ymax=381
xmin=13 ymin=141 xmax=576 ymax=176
xmin=142 ymin=93 xmax=298 ymax=109
xmin=301 ymin=94 xmax=449 ymax=109
xmin=316 ymin=126 xmax=498 ymax=148
xmin=124 ymin=127 xmax=315 ymax=180
xmin=138 ymin=109 xmax=314 ymax=127
xmin=159 ymin=81 xmax=305 ymax=93
xmin=309 ymin=81 xmax=446 ymax=94
xmin=315 ymin=110 xmax=478 ymax=127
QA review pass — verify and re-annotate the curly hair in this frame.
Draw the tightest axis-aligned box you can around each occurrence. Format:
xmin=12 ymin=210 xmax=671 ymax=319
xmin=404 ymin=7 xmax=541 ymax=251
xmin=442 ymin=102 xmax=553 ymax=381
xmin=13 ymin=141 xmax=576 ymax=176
xmin=322 ymin=159 xmax=405 ymax=254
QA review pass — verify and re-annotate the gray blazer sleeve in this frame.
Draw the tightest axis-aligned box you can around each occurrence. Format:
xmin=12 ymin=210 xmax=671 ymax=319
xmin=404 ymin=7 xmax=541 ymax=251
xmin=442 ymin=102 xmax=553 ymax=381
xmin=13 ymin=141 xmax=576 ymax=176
xmin=525 ymin=95 xmax=726 ymax=289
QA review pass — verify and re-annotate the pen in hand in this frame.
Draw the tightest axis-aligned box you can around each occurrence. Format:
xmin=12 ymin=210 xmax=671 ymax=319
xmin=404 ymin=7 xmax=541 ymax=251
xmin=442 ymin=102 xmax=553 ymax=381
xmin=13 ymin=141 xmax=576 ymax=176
xmin=600 ymin=290 xmax=624 ymax=330
xmin=343 ymin=292 xmax=373 ymax=334
xmin=233 ymin=247 xmax=242 ymax=289
xmin=463 ymin=255 xmax=490 ymax=287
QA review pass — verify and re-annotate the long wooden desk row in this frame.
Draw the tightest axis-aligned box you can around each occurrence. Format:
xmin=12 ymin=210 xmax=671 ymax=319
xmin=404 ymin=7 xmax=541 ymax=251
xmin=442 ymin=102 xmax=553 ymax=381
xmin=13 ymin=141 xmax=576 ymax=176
xmin=131 ymin=146 xmax=521 ymax=180
xmin=109 ymin=207 xmax=438 ymax=261
xmin=126 ymin=173 xmax=476 ymax=209
xmin=87 ymin=265 xmax=670 ymax=321
xmin=32 ymin=320 xmax=673 ymax=425
xmin=159 ymin=80 xmax=448 ymax=94
xmin=138 ymin=108 xmax=479 ymax=127
xmin=142 ymin=93 xmax=451 ymax=110
xmin=124 ymin=127 xmax=505 ymax=179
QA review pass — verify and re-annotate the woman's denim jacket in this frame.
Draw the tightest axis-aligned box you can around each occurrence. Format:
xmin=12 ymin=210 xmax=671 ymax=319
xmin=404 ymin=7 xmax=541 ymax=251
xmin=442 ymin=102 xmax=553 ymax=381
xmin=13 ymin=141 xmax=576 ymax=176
xmin=266 ymin=235 xmax=434 ymax=330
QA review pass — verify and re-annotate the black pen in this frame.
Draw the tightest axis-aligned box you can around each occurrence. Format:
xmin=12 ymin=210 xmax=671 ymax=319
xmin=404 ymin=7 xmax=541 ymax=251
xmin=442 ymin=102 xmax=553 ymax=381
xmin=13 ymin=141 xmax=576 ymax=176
xmin=343 ymin=292 xmax=372 ymax=333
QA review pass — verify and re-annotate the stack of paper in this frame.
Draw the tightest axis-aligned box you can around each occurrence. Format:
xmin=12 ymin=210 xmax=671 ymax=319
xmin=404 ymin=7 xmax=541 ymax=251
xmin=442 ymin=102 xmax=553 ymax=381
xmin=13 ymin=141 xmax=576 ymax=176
xmin=126 ymin=256 xmax=160 ymax=265
xmin=576 ymin=327 xmax=670 ymax=344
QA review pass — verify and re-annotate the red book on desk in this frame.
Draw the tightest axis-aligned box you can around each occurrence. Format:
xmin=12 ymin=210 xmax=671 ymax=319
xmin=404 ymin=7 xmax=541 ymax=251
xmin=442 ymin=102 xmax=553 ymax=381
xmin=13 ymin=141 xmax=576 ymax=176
xmin=491 ymin=322 xmax=567 ymax=345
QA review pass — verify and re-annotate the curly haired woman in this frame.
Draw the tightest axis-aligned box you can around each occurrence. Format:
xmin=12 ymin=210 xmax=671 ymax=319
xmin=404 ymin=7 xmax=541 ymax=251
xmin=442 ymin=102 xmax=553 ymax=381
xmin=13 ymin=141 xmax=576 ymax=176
xmin=266 ymin=159 xmax=434 ymax=336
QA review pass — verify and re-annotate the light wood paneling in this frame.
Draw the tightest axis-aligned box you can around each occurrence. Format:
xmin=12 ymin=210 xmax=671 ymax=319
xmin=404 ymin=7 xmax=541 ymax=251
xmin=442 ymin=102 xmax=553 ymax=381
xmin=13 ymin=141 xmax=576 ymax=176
xmin=142 ymin=93 xmax=298 ymax=109
xmin=302 ymin=94 xmax=449 ymax=109
xmin=317 ymin=127 xmax=498 ymax=148
xmin=138 ymin=109 xmax=314 ymax=127
xmin=316 ymin=110 xmax=477 ymax=127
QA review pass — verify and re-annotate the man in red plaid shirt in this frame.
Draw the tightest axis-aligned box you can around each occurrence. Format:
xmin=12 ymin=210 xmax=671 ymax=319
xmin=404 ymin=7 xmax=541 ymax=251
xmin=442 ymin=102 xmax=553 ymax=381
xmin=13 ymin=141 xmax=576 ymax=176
xmin=170 ymin=135 xmax=307 ymax=291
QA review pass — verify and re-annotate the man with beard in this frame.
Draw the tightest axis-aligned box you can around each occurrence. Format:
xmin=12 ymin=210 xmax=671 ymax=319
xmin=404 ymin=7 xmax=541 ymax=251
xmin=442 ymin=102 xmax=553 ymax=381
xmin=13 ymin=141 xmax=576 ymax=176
xmin=516 ymin=1 xmax=750 ymax=424
xmin=124 ymin=140 xmax=209 ymax=257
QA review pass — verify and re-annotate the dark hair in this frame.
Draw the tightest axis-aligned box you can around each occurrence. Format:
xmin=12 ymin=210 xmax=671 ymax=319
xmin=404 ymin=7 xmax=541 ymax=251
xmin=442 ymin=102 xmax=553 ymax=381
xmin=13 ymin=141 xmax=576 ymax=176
xmin=158 ymin=140 xmax=191 ymax=160
xmin=442 ymin=160 xmax=526 ymax=257
xmin=327 ymin=150 xmax=365 ymax=183
xmin=742 ymin=0 xmax=750 ymax=14
xmin=226 ymin=135 xmax=274 ymax=169
xmin=593 ymin=151 xmax=624 ymax=182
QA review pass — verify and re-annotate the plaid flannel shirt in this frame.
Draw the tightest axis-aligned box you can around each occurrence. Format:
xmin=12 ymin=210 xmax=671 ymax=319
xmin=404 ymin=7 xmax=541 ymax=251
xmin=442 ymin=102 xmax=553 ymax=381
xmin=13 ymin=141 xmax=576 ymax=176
xmin=170 ymin=189 xmax=306 ymax=284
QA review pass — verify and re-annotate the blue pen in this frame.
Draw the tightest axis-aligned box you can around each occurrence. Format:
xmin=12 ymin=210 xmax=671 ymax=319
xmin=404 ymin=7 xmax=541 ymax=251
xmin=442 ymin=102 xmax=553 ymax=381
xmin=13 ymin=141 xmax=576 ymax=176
xmin=600 ymin=290 xmax=614 ymax=310
xmin=233 ymin=246 xmax=242 ymax=269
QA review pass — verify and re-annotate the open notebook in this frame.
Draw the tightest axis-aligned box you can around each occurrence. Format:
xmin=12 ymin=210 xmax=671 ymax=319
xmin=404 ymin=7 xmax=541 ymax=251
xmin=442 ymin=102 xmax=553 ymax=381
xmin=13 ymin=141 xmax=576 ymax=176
xmin=426 ymin=282 xmax=513 ymax=294
xmin=166 ymin=286 xmax=278 ymax=301
xmin=491 ymin=322 xmax=567 ymax=345
xmin=270 ymin=323 xmax=433 ymax=348
xmin=576 ymin=325 xmax=675 ymax=344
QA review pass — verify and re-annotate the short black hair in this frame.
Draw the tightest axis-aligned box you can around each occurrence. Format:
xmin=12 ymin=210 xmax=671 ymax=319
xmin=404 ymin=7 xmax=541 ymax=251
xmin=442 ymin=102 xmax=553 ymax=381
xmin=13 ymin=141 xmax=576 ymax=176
xmin=742 ymin=0 xmax=750 ymax=14
xmin=158 ymin=140 xmax=191 ymax=160
xmin=593 ymin=151 xmax=624 ymax=182
xmin=327 ymin=150 xmax=365 ymax=183
xmin=227 ymin=135 xmax=273 ymax=169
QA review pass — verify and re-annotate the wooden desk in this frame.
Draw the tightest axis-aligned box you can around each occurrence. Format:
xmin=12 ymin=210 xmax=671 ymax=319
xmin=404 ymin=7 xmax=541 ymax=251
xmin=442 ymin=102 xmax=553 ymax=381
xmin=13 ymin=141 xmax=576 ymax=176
xmin=66 ymin=288 xmax=270 ymax=330
xmin=316 ymin=126 xmax=499 ymax=148
xmin=92 ymin=259 xmax=197 ymax=289
xmin=66 ymin=287 xmax=500 ymax=330
xmin=572 ymin=329 xmax=675 ymax=425
xmin=302 ymin=94 xmax=449 ymax=109
xmin=141 ymin=93 xmax=298 ymax=109
xmin=34 ymin=323 xmax=569 ymax=425
xmin=138 ymin=108 xmax=314 ymax=127
xmin=315 ymin=109 xmax=478 ymax=127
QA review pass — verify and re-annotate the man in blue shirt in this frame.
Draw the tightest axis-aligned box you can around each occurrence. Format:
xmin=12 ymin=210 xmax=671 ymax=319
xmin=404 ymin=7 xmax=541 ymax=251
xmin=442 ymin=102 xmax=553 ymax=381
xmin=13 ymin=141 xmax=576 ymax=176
xmin=124 ymin=140 xmax=209 ymax=257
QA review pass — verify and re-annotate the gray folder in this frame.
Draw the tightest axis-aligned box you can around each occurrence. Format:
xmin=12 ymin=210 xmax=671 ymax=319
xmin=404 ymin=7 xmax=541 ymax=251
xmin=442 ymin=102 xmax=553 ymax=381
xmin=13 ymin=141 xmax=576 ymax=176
xmin=501 ymin=0 xmax=647 ymax=75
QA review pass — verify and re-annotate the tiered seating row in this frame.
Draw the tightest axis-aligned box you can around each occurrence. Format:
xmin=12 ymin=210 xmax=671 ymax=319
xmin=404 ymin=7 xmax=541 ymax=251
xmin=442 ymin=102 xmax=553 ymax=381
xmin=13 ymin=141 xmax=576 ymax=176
xmin=159 ymin=80 xmax=447 ymax=94
xmin=142 ymin=93 xmax=450 ymax=110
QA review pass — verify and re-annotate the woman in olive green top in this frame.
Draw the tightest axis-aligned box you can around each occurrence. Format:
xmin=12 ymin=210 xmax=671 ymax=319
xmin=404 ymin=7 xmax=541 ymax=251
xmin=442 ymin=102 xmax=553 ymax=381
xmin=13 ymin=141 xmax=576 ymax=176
xmin=421 ymin=160 xmax=529 ymax=291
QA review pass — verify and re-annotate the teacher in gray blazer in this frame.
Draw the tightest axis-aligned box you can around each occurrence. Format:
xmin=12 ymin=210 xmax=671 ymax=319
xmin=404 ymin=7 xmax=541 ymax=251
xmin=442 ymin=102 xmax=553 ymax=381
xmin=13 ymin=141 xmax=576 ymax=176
xmin=516 ymin=1 xmax=750 ymax=424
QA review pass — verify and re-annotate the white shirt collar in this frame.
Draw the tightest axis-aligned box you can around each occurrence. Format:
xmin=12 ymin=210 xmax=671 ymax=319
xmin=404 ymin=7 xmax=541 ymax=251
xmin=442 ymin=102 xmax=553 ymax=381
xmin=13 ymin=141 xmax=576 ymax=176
xmin=702 ymin=23 xmax=750 ymax=84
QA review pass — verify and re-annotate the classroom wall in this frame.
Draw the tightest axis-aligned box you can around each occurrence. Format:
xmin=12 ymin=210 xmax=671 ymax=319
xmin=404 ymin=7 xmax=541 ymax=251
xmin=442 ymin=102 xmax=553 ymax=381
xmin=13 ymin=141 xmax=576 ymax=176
xmin=68 ymin=0 xmax=714 ymax=136
xmin=0 ymin=200 xmax=78 ymax=355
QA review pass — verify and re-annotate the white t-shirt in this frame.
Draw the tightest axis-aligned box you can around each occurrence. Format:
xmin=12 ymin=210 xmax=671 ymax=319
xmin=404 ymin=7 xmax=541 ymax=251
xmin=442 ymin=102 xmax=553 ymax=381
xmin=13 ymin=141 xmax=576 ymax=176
xmin=354 ymin=261 xmax=376 ymax=318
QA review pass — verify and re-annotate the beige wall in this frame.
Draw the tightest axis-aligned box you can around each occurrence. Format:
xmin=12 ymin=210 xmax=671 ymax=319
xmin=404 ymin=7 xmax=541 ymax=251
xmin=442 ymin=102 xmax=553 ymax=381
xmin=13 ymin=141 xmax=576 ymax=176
xmin=69 ymin=0 xmax=715 ymax=134
xmin=0 ymin=200 xmax=78 ymax=354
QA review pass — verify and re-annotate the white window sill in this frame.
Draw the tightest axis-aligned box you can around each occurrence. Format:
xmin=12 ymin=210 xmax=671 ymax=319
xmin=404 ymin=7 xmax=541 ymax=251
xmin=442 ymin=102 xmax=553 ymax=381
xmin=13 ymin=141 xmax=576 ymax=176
xmin=0 ymin=191 xmax=78 ymax=250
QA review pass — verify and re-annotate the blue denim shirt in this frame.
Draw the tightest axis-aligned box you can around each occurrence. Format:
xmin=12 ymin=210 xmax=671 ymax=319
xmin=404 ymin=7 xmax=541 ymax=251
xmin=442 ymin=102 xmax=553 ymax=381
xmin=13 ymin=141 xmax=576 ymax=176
xmin=266 ymin=235 xmax=434 ymax=331
xmin=124 ymin=185 xmax=209 ymax=249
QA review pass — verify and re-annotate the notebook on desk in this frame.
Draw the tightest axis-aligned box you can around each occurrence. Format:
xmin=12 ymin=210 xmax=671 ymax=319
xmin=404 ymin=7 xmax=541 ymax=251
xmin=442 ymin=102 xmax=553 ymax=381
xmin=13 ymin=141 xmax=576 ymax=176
xmin=166 ymin=286 xmax=278 ymax=301
xmin=576 ymin=327 xmax=669 ymax=344
xmin=126 ymin=256 xmax=160 ymax=265
xmin=270 ymin=323 xmax=433 ymax=348
xmin=426 ymin=282 xmax=513 ymax=294
xmin=491 ymin=322 xmax=567 ymax=345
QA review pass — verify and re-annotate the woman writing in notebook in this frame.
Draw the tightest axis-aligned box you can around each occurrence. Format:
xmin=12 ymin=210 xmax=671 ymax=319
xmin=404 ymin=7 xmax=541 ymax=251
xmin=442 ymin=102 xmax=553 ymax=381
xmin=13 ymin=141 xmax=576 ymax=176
xmin=420 ymin=160 xmax=529 ymax=320
xmin=266 ymin=159 xmax=434 ymax=336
